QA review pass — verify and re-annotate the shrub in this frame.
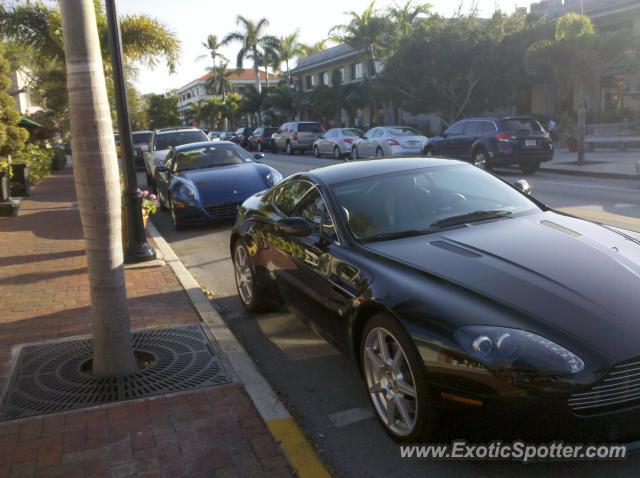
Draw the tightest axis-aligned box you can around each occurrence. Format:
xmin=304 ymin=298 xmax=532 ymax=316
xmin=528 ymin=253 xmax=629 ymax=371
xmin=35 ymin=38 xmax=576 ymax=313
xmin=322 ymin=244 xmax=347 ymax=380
xmin=12 ymin=144 xmax=53 ymax=183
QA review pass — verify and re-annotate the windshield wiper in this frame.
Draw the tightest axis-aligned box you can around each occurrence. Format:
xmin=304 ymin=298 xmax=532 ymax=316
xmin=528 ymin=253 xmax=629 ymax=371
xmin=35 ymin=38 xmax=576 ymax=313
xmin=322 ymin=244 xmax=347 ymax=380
xmin=362 ymin=228 xmax=436 ymax=243
xmin=430 ymin=210 xmax=512 ymax=228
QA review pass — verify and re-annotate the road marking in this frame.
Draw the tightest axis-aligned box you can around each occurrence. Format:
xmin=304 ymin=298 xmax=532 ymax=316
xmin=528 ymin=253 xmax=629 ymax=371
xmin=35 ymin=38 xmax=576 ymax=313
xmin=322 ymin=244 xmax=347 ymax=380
xmin=328 ymin=407 xmax=374 ymax=428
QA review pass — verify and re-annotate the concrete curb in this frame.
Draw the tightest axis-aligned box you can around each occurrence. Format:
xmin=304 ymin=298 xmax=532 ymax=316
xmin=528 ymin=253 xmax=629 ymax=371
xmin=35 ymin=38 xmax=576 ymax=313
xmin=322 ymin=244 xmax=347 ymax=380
xmin=539 ymin=166 xmax=638 ymax=180
xmin=147 ymin=222 xmax=332 ymax=478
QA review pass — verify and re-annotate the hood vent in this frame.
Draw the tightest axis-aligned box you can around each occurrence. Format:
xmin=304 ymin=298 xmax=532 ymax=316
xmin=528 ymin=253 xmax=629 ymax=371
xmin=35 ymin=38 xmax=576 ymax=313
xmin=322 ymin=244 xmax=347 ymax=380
xmin=540 ymin=220 xmax=581 ymax=238
xmin=429 ymin=241 xmax=481 ymax=258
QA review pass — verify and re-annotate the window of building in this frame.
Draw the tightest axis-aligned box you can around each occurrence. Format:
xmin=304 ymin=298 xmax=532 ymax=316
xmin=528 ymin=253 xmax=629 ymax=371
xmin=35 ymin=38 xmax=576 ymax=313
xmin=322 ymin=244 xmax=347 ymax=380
xmin=351 ymin=62 xmax=364 ymax=80
xmin=305 ymin=75 xmax=313 ymax=90
xmin=319 ymin=71 xmax=329 ymax=86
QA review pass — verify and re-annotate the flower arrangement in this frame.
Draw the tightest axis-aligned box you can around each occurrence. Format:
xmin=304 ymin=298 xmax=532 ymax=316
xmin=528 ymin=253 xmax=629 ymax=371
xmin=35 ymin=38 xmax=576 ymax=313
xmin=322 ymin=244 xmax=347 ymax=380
xmin=137 ymin=188 xmax=157 ymax=217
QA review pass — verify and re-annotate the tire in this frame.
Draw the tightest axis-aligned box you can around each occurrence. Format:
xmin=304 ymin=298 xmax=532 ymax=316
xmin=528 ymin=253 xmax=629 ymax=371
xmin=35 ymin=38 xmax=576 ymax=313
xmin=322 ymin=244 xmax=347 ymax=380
xmin=257 ymin=141 xmax=263 ymax=152
xmin=424 ymin=146 xmax=435 ymax=157
xmin=376 ymin=147 xmax=384 ymax=158
xmin=286 ymin=141 xmax=293 ymax=155
xmin=352 ymin=146 xmax=359 ymax=159
xmin=233 ymin=240 xmax=272 ymax=312
xmin=159 ymin=192 xmax=168 ymax=211
xmin=313 ymin=145 xmax=320 ymax=158
xmin=333 ymin=146 xmax=342 ymax=160
xmin=520 ymin=161 xmax=540 ymax=175
xmin=360 ymin=313 xmax=437 ymax=442
xmin=170 ymin=198 xmax=186 ymax=231
xmin=472 ymin=149 xmax=488 ymax=170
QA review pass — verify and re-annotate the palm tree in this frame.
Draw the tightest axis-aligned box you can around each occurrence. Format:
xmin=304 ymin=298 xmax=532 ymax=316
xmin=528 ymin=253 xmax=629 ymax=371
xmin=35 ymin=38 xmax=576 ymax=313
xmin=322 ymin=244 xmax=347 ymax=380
xmin=222 ymin=16 xmax=279 ymax=94
xmin=197 ymin=34 xmax=227 ymax=69
xmin=329 ymin=1 xmax=388 ymax=78
xmin=60 ymin=0 xmax=137 ymax=376
xmin=387 ymin=1 xmax=431 ymax=42
xmin=205 ymin=62 xmax=234 ymax=98
xmin=186 ymin=100 xmax=207 ymax=126
xmin=224 ymin=92 xmax=241 ymax=129
xmin=258 ymin=46 xmax=280 ymax=89
xmin=240 ymin=85 xmax=269 ymax=125
xmin=525 ymin=13 xmax=638 ymax=164
xmin=279 ymin=30 xmax=303 ymax=73
xmin=265 ymin=84 xmax=297 ymax=120
xmin=203 ymin=97 xmax=225 ymax=129
xmin=298 ymin=39 xmax=332 ymax=57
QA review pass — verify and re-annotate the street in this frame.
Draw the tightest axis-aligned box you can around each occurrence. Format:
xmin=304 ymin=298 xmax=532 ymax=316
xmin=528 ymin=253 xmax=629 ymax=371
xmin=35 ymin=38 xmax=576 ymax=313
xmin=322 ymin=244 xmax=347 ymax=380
xmin=149 ymin=153 xmax=640 ymax=477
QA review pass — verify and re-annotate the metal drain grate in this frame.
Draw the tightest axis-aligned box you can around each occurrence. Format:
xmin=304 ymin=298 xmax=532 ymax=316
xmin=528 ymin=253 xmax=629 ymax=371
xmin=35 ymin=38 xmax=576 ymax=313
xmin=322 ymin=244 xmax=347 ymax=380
xmin=0 ymin=324 xmax=231 ymax=421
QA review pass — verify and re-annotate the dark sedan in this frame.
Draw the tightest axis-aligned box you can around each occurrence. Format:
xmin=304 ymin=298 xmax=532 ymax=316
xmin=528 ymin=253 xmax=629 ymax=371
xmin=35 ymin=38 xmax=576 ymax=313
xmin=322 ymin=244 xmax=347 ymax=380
xmin=155 ymin=141 xmax=282 ymax=230
xmin=230 ymin=157 xmax=640 ymax=443
xmin=247 ymin=127 xmax=278 ymax=152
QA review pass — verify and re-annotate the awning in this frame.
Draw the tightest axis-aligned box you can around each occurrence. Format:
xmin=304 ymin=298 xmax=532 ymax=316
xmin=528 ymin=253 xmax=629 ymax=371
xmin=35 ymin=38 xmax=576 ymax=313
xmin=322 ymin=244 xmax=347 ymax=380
xmin=18 ymin=117 xmax=44 ymax=129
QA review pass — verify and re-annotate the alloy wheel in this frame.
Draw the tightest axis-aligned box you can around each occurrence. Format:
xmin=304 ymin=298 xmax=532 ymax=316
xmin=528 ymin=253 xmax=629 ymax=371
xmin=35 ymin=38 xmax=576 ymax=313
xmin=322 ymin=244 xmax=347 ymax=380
xmin=363 ymin=327 xmax=418 ymax=437
xmin=376 ymin=147 xmax=384 ymax=158
xmin=234 ymin=244 xmax=253 ymax=305
xmin=334 ymin=146 xmax=341 ymax=160
xmin=286 ymin=142 xmax=292 ymax=155
xmin=473 ymin=151 xmax=487 ymax=169
xmin=352 ymin=147 xmax=358 ymax=159
xmin=314 ymin=146 xmax=320 ymax=158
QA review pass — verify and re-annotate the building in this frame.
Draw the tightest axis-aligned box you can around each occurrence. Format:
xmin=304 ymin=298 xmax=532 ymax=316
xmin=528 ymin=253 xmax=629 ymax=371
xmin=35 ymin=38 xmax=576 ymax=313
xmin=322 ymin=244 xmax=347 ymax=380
xmin=7 ymin=69 xmax=42 ymax=116
xmin=176 ymin=69 xmax=278 ymax=127
xmin=528 ymin=0 xmax=640 ymax=119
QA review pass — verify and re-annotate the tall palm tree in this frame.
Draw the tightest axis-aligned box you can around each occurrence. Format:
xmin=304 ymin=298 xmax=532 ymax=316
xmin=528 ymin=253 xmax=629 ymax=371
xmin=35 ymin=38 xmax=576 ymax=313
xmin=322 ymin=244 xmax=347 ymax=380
xmin=258 ymin=46 xmax=280 ymax=89
xmin=186 ymin=100 xmax=207 ymax=126
xmin=387 ymin=1 xmax=431 ymax=42
xmin=203 ymin=97 xmax=225 ymax=129
xmin=279 ymin=30 xmax=303 ymax=72
xmin=525 ymin=13 xmax=638 ymax=164
xmin=329 ymin=1 xmax=388 ymax=78
xmin=222 ymin=16 xmax=279 ymax=94
xmin=60 ymin=0 xmax=137 ymax=376
xmin=298 ymin=39 xmax=332 ymax=57
xmin=197 ymin=34 xmax=228 ymax=68
xmin=205 ymin=62 xmax=234 ymax=98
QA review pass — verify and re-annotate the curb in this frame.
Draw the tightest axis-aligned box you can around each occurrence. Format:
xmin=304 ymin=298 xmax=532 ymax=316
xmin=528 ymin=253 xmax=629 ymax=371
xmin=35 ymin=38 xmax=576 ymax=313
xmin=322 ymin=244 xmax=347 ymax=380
xmin=539 ymin=166 xmax=638 ymax=180
xmin=147 ymin=222 xmax=332 ymax=478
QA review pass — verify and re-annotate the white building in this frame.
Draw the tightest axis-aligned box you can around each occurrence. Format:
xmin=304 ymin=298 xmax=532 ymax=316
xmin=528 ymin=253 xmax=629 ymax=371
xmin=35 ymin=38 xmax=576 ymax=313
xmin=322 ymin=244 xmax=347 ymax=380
xmin=8 ymin=69 xmax=42 ymax=115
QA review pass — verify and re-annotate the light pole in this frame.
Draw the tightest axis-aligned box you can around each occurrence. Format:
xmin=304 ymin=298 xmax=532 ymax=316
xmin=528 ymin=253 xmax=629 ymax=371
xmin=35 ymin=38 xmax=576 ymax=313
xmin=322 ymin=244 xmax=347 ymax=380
xmin=105 ymin=0 xmax=155 ymax=263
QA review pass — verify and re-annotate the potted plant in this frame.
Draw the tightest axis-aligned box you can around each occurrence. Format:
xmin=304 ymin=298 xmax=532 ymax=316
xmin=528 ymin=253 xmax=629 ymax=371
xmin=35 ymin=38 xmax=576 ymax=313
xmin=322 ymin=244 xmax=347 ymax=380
xmin=137 ymin=188 xmax=157 ymax=229
xmin=0 ymin=156 xmax=11 ymax=201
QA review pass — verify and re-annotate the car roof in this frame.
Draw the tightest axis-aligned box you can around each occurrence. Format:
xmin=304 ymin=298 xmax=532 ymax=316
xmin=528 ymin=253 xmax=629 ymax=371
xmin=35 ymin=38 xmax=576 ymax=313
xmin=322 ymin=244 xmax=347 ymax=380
xmin=173 ymin=140 xmax=235 ymax=152
xmin=155 ymin=127 xmax=202 ymax=135
xmin=303 ymin=157 xmax=464 ymax=186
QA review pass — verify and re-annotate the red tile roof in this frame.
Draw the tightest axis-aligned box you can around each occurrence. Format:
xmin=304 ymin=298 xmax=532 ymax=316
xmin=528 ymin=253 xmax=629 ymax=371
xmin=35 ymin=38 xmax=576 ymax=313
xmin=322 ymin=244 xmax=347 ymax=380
xmin=198 ymin=69 xmax=278 ymax=82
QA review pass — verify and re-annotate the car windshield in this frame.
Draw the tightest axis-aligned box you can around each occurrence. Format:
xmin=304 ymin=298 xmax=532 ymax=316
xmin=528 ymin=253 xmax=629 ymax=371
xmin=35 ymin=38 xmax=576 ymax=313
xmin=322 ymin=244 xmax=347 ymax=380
xmin=132 ymin=132 xmax=152 ymax=144
xmin=264 ymin=128 xmax=277 ymax=135
xmin=174 ymin=144 xmax=252 ymax=172
xmin=154 ymin=131 xmax=207 ymax=150
xmin=387 ymin=127 xmax=421 ymax=136
xmin=298 ymin=123 xmax=323 ymax=133
xmin=342 ymin=128 xmax=363 ymax=137
xmin=501 ymin=118 xmax=544 ymax=132
xmin=333 ymin=165 xmax=540 ymax=242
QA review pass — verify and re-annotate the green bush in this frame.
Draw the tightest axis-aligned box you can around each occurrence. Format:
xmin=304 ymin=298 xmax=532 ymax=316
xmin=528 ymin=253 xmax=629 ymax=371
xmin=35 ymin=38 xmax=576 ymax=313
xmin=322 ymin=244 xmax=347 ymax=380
xmin=12 ymin=144 xmax=53 ymax=183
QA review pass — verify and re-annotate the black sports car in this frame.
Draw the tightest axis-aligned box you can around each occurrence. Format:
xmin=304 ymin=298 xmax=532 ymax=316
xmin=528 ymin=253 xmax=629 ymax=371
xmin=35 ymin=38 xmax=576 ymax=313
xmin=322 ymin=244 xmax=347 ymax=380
xmin=230 ymin=157 xmax=640 ymax=443
xmin=155 ymin=141 xmax=282 ymax=230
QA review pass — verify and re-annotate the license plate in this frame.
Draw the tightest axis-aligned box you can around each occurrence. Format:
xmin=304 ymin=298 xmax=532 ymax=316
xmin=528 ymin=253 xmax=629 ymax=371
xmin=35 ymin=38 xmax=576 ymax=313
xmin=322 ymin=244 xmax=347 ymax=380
xmin=524 ymin=139 xmax=537 ymax=147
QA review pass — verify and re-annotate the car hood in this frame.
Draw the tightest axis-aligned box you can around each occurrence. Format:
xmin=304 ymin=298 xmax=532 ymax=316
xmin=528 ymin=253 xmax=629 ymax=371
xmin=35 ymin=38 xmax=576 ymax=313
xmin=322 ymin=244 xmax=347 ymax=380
xmin=178 ymin=163 xmax=268 ymax=205
xmin=365 ymin=210 xmax=640 ymax=361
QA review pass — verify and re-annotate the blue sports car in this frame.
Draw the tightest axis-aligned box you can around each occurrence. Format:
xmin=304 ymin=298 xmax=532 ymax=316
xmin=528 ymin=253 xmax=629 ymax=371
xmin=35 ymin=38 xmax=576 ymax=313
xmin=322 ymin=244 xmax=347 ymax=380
xmin=155 ymin=141 xmax=282 ymax=230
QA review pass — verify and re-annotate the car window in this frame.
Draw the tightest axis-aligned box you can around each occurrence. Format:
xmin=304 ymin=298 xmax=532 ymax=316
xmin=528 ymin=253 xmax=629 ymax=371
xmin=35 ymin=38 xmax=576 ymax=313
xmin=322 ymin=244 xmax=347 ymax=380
xmin=501 ymin=118 xmax=544 ymax=132
xmin=273 ymin=180 xmax=313 ymax=216
xmin=372 ymin=129 xmax=384 ymax=138
xmin=292 ymin=189 xmax=335 ymax=237
xmin=446 ymin=121 xmax=466 ymax=136
xmin=153 ymin=131 xmax=207 ymax=150
xmin=387 ymin=127 xmax=421 ymax=136
xmin=173 ymin=144 xmax=252 ymax=172
xmin=464 ymin=121 xmax=483 ymax=136
xmin=298 ymin=123 xmax=323 ymax=133
xmin=342 ymin=129 xmax=363 ymax=137
xmin=363 ymin=129 xmax=375 ymax=138
xmin=325 ymin=130 xmax=337 ymax=138
xmin=253 ymin=128 xmax=263 ymax=135
xmin=482 ymin=121 xmax=497 ymax=133
xmin=132 ymin=132 xmax=152 ymax=144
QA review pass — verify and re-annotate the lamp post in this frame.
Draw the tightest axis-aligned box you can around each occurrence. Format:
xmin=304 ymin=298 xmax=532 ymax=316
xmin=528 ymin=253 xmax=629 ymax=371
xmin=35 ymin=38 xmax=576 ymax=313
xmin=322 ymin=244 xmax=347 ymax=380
xmin=105 ymin=0 xmax=155 ymax=263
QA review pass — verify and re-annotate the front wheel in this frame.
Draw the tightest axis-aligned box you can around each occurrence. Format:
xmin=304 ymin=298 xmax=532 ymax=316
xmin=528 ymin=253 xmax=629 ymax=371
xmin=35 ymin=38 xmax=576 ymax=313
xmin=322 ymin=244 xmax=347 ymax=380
xmin=520 ymin=161 xmax=540 ymax=175
xmin=472 ymin=149 xmax=488 ymax=169
xmin=170 ymin=199 xmax=186 ymax=231
xmin=286 ymin=141 xmax=293 ymax=155
xmin=257 ymin=141 xmax=263 ymax=152
xmin=333 ymin=146 xmax=342 ymax=160
xmin=376 ymin=147 xmax=384 ymax=158
xmin=352 ymin=146 xmax=359 ymax=159
xmin=313 ymin=145 xmax=320 ymax=158
xmin=361 ymin=314 xmax=436 ymax=442
xmin=424 ymin=146 xmax=435 ymax=157
xmin=233 ymin=240 xmax=273 ymax=312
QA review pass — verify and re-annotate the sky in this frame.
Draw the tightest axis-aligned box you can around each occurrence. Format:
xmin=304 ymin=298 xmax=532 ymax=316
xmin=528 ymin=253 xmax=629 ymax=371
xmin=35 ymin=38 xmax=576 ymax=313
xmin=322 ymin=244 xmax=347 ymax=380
xmin=120 ymin=0 xmax=533 ymax=95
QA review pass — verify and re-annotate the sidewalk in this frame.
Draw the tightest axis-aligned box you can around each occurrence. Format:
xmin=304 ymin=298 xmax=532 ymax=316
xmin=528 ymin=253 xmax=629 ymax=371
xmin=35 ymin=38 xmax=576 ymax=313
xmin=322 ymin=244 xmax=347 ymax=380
xmin=0 ymin=169 xmax=294 ymax=478
xmin=540 ymin=148 xmax=640 ymax=179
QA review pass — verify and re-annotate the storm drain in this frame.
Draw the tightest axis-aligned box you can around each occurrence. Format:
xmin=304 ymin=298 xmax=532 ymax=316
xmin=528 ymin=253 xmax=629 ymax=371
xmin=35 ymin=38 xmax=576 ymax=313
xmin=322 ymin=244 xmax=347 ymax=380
xmin=0 ymin=324 xmax=231 ymax=421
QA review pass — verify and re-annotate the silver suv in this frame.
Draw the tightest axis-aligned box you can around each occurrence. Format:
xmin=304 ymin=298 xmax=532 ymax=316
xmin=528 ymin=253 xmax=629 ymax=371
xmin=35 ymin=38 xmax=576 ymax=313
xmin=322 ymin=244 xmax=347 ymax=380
xmin=272 ymin=121 xmax=324 ymax=155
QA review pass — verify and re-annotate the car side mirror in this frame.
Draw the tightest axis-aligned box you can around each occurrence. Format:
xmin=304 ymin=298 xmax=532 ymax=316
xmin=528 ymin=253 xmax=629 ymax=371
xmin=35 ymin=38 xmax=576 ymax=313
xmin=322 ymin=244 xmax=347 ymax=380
xmin=156 ymin=165 xmax=169 ymax=174
xmin=514 ymin=179 xmax=532 ymax=195
xmin=277 ymin=217 xmax=312 ymax=236
xmin=254 ymin=153 xmax=265 ymax=161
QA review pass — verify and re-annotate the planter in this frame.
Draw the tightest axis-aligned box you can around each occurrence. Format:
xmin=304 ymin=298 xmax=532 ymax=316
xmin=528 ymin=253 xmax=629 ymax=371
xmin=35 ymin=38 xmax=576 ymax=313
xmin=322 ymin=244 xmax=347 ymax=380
xmin=142 ymin=210 xmax=149 ymax=230
xmin=0 ymin=173 xmax=9 ymax=201
xmin=10 ymin=163 xmax=30 ymax=197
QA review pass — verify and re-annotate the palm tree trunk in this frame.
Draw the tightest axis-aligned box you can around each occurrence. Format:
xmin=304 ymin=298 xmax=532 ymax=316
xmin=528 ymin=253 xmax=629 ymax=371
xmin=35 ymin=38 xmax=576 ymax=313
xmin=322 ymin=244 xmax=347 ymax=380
xmin=264 ymin=66 xmax=270 ymax=89
xmin=576 ymin=81 xmax=586 ymax=165
xmin=60 ymin=0 xmax=137 ymax=377
xmin=253 ymin=57 xmax=262 ymax=94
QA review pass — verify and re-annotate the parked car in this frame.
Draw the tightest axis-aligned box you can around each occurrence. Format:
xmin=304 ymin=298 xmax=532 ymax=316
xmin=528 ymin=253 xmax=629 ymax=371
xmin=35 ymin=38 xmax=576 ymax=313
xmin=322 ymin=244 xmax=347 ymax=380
xmin=231 ymin=156 xmax=640 ymax=443
xmin=425 ymin=116 xmax=554 ymax=175
xmin=272 ymin=121 xmax=324 ymax=155
xmin=132 ymin=130 xmax=153 ymax=171
xmin=313 ymin=128 xmax=363 ymax=160
xmin=155 ymin=141 xmax=282 ymax=230
xmin=143 ymin=127 xmax=209 ymax=191
xmin=231 ymin=127 xmax=254 ymax=148
xmin=247 ymin=127 xmax=278 ymax=152
xmin=214 ymin=131 xmax=236 ymax=142
xmin=207 ymin=131 xmax=224 ymax=141
xmin=351 ymin=126 xmax=427 ymax=159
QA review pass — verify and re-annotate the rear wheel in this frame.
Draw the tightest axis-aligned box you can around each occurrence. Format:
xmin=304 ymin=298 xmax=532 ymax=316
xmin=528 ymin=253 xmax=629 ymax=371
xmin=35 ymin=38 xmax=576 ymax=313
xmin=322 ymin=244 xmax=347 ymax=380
xmin=170 ymin=198 xmax=186 ymax=231
xmin=313 ymin=145 xmax=320 ymax=158
xmin=361 ymin=313 xmax=437 ymax=442
xmin=352 ymin=146 xmax=359 ymax=159
xmin=424 ymin=146 xmax=435 ymax=157
xmin=376 ymin=147 xmax=384 ymax=158
xmin=520 ymin=161 xmax=540 ymax=175
xmin=233 ymin=240 xmax=272 ymax=312
xmin=472 ymin=149 xmax=488 ymax=169
xmin=333 ymin=146 xmax=342 ymax=160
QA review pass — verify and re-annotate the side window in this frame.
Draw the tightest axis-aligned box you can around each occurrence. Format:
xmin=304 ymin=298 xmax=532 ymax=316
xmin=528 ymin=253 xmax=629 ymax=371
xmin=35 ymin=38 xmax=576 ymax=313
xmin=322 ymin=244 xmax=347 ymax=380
xmin=326 ymin=130 xmax=336 ymax=138
xmin=273 ymin=180 xmax=313 ymax=216
xmin=372 ymin=129 xmax=384 ymax=138
xmin=363 ymin=128 xmax=375 ymax=138
xmin=464 ymin=121 xmax=482 ymax=136
xmin=292 ymin=189 xmax=335 ymax=237
xmin=483 ymin=121 xmax=497 ymax=133
xmin=254 ymin=128 xmax=262 ymax=136
xmin=446 ymin=121 xmax=466 ymax=136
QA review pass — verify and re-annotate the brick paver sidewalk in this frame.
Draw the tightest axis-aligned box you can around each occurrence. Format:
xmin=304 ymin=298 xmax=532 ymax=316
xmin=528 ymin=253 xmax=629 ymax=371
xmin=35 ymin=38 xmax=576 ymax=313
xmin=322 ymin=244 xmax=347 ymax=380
xmin=0 ymin=169 xmax=293 ymax=478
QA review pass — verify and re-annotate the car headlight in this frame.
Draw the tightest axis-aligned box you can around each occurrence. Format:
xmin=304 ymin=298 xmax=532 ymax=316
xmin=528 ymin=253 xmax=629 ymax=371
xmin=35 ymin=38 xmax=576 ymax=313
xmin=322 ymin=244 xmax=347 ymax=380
xmin=265 ymin=170 xmax=282 ymax=187
xmin=455 ymin=326 xmax=584 ymax=375
xmin=173 ymin=182 xmax=199 ymax=203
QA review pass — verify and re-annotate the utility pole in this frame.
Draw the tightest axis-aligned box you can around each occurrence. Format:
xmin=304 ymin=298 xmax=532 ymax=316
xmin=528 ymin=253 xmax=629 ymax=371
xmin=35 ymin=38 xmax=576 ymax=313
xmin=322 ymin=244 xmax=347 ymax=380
xmin=60 ymin=0 xmax=137 ymax=376
xmin=105 ymin=0 xmax=156 ymax=264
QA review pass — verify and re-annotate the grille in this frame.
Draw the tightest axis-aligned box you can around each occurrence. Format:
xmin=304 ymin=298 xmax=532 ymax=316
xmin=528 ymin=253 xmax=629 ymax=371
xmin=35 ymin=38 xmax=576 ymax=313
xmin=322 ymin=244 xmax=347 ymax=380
xmin=0 ymin=324 xmax=231 ymax=421
xmin=569 ymin=358 xmax=640 ymax=414
xmin=204 ymin=202 xmax=240 ymax=218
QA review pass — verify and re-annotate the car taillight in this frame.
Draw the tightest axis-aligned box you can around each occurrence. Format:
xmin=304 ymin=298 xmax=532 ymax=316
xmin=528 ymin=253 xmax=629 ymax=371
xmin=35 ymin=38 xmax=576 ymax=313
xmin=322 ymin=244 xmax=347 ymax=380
xmin=344 ymin=138 xmax=353 ymax=144
xmin=293 ymin=132 xmax=298 ymax=141
xmin=387 ymin=138 xmax=400 ymax=146
xmin=496 ymin=133 xmax=515 ymax=141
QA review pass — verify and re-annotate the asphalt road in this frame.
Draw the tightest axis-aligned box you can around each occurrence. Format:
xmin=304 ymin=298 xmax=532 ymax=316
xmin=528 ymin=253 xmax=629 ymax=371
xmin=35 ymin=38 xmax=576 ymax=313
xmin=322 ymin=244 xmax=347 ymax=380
xmin=148 ymin=152 xmax=640 ymax=477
